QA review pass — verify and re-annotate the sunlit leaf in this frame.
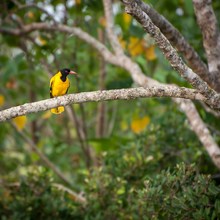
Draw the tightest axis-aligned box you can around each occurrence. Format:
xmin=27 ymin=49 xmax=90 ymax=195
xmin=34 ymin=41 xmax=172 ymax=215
xmin=145 ymin=45 xmax=157 ymax=61
xmin=0 ymin=95 xmax=5 ymax=107
xmin=12 ymin=115 xmax=27 ymax=131
xmin=123 ymin=13 xmax=132 ymax=29
xmin=128 ymin=37 xmax=144 ymax=57
xmin=131 ymin=116 xmax=150 ymax=134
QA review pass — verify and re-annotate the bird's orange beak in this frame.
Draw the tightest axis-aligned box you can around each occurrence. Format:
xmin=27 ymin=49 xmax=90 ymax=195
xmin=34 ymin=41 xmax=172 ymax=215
xmin=69 ymin=70 xmax=77 ymax=75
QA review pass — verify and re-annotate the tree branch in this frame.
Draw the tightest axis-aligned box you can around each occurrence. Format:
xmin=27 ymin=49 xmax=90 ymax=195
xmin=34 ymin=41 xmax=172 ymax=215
xmin=0 ymin=86 xmax=208 ymax=122
xmin=134 ymin=0 xmax=217 ymax=91
xmin=52 ymin=183 xmax=86 ymax=204
xmin=121 ymin=0 xmax=220 ymax=106
xmin=176 ymin=98 xmax=220 ymax=169
xmin=193 ymin=0 xmax=220 ymax=89
xmin=103 ymin=0 xmax=124 ymax=55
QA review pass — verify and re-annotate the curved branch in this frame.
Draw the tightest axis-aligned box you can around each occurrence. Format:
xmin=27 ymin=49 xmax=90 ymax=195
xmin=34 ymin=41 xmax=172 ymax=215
xmin=121 ymin=0 xmax=220 ymax=105
xmin=135 ymin=0 xmax=217 ymax=91
xmin=176 ymin=98 xmax=220 ymax=169
xmin=0 ymin=86 xmax=207 ymax=122
xmin=193 ymin=0 xmax=220 ymax=90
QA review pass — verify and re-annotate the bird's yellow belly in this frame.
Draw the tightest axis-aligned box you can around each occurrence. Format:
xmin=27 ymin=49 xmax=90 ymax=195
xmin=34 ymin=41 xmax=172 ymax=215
xmin=52 ymin=80 xmax=69 ymax=97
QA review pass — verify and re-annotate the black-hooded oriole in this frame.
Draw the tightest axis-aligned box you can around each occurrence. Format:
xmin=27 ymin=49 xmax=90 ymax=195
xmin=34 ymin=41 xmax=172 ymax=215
xmin=50 ymin=68 xmax=77 ymax=114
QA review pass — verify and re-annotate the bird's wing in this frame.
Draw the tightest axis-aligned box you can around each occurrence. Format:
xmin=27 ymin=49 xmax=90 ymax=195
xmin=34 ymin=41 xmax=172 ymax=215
xmin=50 ymin=76 xmax=55 ymax=98
xmin=65 ymin=79 xmax=70 ymax=94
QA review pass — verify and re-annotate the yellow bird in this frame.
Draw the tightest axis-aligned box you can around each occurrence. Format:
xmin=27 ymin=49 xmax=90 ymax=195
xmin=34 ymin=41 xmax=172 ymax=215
xmin=50 ymin=68 xmax=77 ymax=114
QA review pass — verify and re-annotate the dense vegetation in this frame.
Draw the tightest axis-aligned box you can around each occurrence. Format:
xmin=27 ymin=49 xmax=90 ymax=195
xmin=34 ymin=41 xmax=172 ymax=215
xmin=0 ymin=0 xmax=220 ymax=219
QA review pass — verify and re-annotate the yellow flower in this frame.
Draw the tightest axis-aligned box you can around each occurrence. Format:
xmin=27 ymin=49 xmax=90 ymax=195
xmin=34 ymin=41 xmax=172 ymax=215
xmin=12 ymin=116 xmax=27 ymax=131
xmin=131 ymin=116 xmax=150 ymax=134
xmin=145 ymin=45 xmax=157 ymax=61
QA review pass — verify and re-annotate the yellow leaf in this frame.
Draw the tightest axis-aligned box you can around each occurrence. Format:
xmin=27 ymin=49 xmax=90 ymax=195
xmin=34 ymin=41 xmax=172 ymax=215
xmin=145 ymin=45 xmax=157 ymax=61
xmin=131 ymin=116 xmax=150 ymax=134
xmin=128 ymin=37 xmax=144 ymax=57
xmin=12 ymin=116 xmax=27 ymax=131
xmin=99 ymin=17 xmax=106 ymax=28
xmin=123 ymin=13 xmax=132 ymax=29
xmin=0 ymin=95 xmax=5 ymax=107
xmin=75 ymin=0 xmax=81 ymax=4
xmin=42 ymin=110 xmax=52 ymax=119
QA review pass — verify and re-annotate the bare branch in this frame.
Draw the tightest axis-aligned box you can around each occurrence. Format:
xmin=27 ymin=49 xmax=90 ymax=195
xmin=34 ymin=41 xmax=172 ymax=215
xmin=134 ymin=0 xmax=217 ymax=91
xmin=176 ymin=99 xmax=220 ymax=169
xmin=52 ymin=183 xmax=86 ymax=204
xmin=193 ymin=0 xmax=220 ymax=89
xmin=0 ymin=86 xmax=208 ymax=122
xmin=121 ymin=0 xmax=220 ymax=104
xmin=103 ymin=0 xmax=124 ymax=55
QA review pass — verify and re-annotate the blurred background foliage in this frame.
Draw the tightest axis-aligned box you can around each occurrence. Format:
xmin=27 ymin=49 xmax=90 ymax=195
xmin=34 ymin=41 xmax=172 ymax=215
xmin=0 ymin=0 xmax=220 ymax=219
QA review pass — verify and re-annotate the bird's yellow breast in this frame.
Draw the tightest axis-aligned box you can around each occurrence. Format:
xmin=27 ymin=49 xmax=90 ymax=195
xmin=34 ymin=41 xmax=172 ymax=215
xmin=50 ymin=72 xmax=70 ymax=97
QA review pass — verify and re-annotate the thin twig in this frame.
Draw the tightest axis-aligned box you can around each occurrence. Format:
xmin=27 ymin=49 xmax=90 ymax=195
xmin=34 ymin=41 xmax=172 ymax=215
xmin=52 ymin=183 xmax=86 ymax=204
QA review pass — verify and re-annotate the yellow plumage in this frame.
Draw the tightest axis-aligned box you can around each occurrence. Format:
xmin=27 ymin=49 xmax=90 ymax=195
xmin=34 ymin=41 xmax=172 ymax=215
xmin=50 ymin=71 xmax=70 ymax=114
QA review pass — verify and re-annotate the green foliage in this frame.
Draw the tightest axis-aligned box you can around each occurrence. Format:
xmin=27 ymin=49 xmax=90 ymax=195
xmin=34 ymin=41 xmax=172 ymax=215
xmin=0 ymin=167 xmax=79 ymax=220
xmin=0 ymin=0 xmax=220 ymax=219
xmin=137 ymin=164 xmax=220 ymax=219
xmin=1 ymin=163 xmax=220 ymax=219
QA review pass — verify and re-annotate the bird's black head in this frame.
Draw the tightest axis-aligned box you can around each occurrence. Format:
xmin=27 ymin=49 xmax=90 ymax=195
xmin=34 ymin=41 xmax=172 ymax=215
xmin=60 ymin=68 xmax=77 ymax=82
xmin=61 ymin=68 xmax=71 ymax=76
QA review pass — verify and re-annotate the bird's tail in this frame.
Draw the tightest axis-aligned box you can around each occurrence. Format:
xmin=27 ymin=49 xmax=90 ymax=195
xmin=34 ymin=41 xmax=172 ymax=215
xmin=51 ymin=106 xmax=65 ymax=114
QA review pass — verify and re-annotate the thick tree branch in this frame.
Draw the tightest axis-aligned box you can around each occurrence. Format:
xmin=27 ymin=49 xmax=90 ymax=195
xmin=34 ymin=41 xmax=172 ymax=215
xmin=121 ymin=0 xmax=220 ymax=106
xmin=193 ymin=0 xmax=220 ymax=89
xmin=176 ymin=99 xmax=220 ymax=169
xmin=134 ymin=0 xmax=218 ymax=91
xmin=0 ymin=86 xmax=208 ymax=122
